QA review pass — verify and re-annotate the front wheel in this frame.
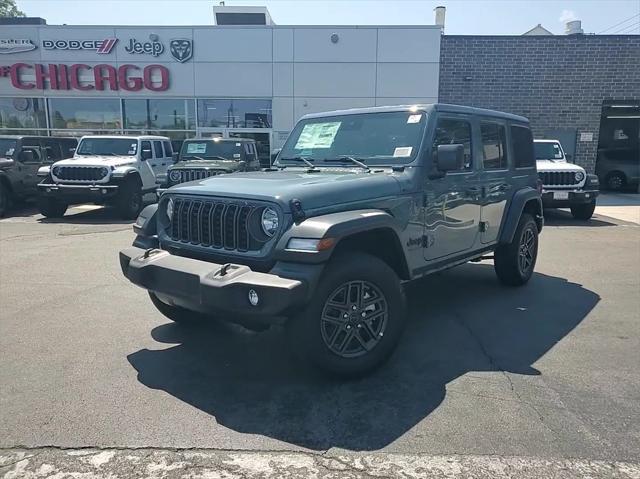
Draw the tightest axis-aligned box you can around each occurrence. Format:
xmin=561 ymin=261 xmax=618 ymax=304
xmin=571 ymin=201 xmax=596 ymax=220
xmin=116 ymin=180 xmax=143 ymax=220
xmin=494 ymin=213 xmax=538 ymax=286
xmin=37 ymin=197 xmax=68 ymax=218
xmin=286 ymin=253 xmax=406 ymax=377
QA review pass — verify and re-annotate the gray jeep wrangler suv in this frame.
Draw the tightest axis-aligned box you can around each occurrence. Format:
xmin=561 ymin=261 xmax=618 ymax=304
xmin=120 ymin=104 xmax=543 ymax=376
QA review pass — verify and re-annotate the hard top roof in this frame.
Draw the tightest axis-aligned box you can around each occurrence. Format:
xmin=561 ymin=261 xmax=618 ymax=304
xmin=0 ymin=135 xmax=76 ymax=140
xmin=534 ymin=139 xmax=561 ymax=143
xmin=79 ymin=135 xmax=170 ymax=140
xmin=301 ymin=103 xmax=529 ymax=124
xmin=184 ymin=138 xmax=256 ymax=142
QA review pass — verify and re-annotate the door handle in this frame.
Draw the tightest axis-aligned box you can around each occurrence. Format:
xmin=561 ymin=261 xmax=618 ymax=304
xmin=466 ymin=187 xmax=482 ymax=194
xmin=498 ymin=184 xmax=511 ymax=192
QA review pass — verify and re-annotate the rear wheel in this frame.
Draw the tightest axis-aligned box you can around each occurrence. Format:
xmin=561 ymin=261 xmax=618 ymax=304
xmin=570 ymin=200 xmax=596 ymax=220
xmin=37 ymin=197 xmax=68 ymax=218
xmin=116 ymin=179 xmax=143 ymax=220
xmin=0 ymin=182 xmax=10 ymax=217
xmin=494 ymin=213 xmax=538 ymax=286
xmin=286 ymin=253 xmax=406 ymax=377
xmin=605 ymin=172 xmax=626 ymax=191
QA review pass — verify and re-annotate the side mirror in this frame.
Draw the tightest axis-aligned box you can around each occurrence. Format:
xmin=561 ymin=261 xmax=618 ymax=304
xmin=0 ymin=158 xmax=15 ymax=169
xmin=565 ymin=153 xmax=573 ymax=162
xmin=141 ymin=149 xmax=153 ymax=161
xmin=18 ymin=149 xmax=37 ymax=163
xmin=437 ymin=144 xmax=465 ymax=172
xmin=172 ymin=152 xmax=179 ymax=163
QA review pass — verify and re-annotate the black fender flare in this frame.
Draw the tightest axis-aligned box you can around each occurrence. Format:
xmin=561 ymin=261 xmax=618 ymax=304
xmin=0 ymin=172 xmax=13 ymax=194
xmin=499 ymin=187 xmax=543 ymax=244
xmin=274 ymin=209 xmax=405 ymax=264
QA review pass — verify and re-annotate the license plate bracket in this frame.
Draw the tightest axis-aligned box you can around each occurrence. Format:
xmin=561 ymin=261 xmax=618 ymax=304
xmin=553 ymin=191 xmax=569 ymax=200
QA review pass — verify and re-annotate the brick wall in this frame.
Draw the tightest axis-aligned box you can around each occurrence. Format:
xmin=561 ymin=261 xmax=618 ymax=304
xmin=439 ymin=35 xmax=640 ymax=172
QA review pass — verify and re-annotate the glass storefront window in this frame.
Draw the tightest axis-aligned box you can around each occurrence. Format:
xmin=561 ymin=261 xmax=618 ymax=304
xmin=123 ymin=99 xmax=195 ymax=130
xmin=197 ymin=99 xmax=272 ymax=128
xmin=49 ymin=98 xmax=121 ymax=130
xmin=0 ymin=98 xmax=47 ymax=129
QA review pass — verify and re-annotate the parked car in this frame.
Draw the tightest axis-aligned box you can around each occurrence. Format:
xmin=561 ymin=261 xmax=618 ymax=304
xmin=37 ymin=135 xmax=173 ymax=219
xmin=0 ymin=135 xmax=77 ymax=217
xmin=120 ymin=104 xmax=543 ymax=377
xmin=156 ymin=138 xmax=259 ymax=192
xmin=534 ymin=139 xmax=600 ymax=220
xmin=596 ymin=147 xmax=640 ymax=192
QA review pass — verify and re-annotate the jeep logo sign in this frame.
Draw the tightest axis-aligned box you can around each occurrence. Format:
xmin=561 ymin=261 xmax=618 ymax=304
xmin=125 ymin=38 xmax=164 ymax=57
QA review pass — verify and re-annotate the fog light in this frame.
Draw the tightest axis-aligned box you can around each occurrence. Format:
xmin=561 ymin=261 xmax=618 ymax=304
xmin=248 ymin=289 xmax=259 ymax=306
xmin=46 ymin=188 xmax=51 ymax=193
xmin=102 ymin=189 xmax=107 ymax=194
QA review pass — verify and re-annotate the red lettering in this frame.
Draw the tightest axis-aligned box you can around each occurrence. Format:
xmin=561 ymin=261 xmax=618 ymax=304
xmin=58 ymin=64 xmax=70 ymax=90
xmin=70 ymin=64 xmax=94 ymax=91
xmin=93 ymin=64 xmax=118 ymax=91
xmin=0 ymin=66 xmax=10 ymax=78
xmin=118 ymin=64 xmax=143 ymax=91
xmin=143 ymin=65 xmax=169 ymax=92
xmin=34 ymin=64 xmax=59 ymax=89
xmin=10 ymin=63 xmax=35 ymax=90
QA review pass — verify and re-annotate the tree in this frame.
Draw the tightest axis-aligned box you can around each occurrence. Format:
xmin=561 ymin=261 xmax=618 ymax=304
xmin=0 ymin=0 xmax=26 ymax=17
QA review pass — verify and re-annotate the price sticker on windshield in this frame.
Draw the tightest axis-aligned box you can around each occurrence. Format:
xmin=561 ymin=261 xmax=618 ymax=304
xmin=393 ymin=147 xmax=413 ymax=157
xmin=407 ymin=114 xmax=422 ymax=124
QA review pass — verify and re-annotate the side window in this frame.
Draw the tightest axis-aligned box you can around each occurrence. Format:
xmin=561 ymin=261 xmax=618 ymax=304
xmin=162 ymin=141 xmax=173 ymax=157
xmin=433 ymin=118 xmax=473 ymax=170
xmin=480 ymin=122 xmax=508 ymax=170
xmin=42 ymin=139 xmax=63 ymax=164
xmin=19 ymin=138 xmax=42 ymax=164
xmin=61 ymin=139 xmax=77 ymax=158
xmin=511 ymin=125 xmax=535 ymax=168
xmin=153 ymin=141 xmax=163 ymax=159
xmin=141 ymin=141 xmax=151 ymax=157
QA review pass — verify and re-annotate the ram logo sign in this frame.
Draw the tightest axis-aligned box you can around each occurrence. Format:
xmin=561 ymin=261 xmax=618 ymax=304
xmin=169 ymin=39 xmax=193 ymax=63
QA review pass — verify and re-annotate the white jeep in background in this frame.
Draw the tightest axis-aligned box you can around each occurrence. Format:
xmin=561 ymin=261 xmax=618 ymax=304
xmin=534 ymin=139 xmax=600 ymax=220
xmin=37 ymin=135 xmax=174 ymax=219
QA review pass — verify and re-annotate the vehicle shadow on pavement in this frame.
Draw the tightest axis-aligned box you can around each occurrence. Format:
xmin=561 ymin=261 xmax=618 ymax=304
xmin=37 ymin=207 xmax=135 ymax=225
xmin=127 ymin=263 xmax=599 ymax=451
xmin=543 ymin=209 xmax=619 ymax=227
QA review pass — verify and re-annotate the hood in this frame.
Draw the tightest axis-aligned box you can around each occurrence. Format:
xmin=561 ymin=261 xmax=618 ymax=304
xmin=167 ymin=169 xmax=403 ymax=212
xmin=54 ymin=156 xmax=136 ymax=168
xmin=172 ymin=159 xmax=244 ymax=172
xmin=536 ymin=160 xmax=585 ymax=173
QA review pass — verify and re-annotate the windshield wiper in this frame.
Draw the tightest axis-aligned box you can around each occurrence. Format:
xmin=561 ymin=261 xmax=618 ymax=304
xmin=279 ymin=156 xmax=318 ymax=170
xmin=325 ymin=156 xmax=371 ymax=171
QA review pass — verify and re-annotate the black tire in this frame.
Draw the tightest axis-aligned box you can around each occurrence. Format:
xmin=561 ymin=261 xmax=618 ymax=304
xmin=116 ymin=179 xmax=143 ymax=220
xmin=570 ymin=201 xmax=596 ymax=220
xmin=605 ymin=171 xmax=626 ymax=191
xmin=0 ymin=181 xmax=10 ymax=218
xmin=148 ymin=292 xmax=210 ymax=324
xmin=494 ymin=213 xmax=538 ymax=287
xmin=286 ymin=252 xmax=407 ymax=377
xmin=37 ymin=197 xmax=68 ymax=218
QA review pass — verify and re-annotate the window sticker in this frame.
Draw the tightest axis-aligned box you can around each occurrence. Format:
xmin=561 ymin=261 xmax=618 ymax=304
xmin=236 ymin=142 xmax=241 ymax=147
xmin=407 ymin=114 xmax=422 ymax=124
xmin=233 ymin=153 xmax=241 ymax=158
xmin=393 ymin=147 xmax=413 ymax=157
xmin=295 ymin=122 xmax=341 ymax=149
xmin=553 ymin=145 xmax=563 ymax=159
xmin=6 ymin=148 xmax=15 ymax=156
xmin=186 ymin=143 xmax=207 ymax=154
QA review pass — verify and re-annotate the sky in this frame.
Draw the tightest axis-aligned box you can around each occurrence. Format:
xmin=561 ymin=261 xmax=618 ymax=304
xmin=15 ymin=0 xmax=640 ymax=35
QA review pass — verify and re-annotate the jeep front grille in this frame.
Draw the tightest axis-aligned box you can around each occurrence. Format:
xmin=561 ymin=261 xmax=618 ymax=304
xmin=56 ymin=166 xmax=107 ymax=182
xmin=169 ymin=197 xmax=256 ymax=252
xmin=538 ymin=171 xmax=580 ymax=186
xmin=171 ymin=169 xmax=219 ymax=185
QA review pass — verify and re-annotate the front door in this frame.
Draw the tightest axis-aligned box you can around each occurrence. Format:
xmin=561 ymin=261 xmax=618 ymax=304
xmin=18 ymin=138 xmax=44 ymax=197
xmin=424 ymin=116 xmax=482 ymax=261
xmin=138 ymin=140 xmax=157 ymax=191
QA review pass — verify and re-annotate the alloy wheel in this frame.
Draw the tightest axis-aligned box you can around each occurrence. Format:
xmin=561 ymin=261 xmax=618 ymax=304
xmin=320 ymin=280 xmax=388 ymax=358
xmin=518 ymin=227 xmax=536 ymax=275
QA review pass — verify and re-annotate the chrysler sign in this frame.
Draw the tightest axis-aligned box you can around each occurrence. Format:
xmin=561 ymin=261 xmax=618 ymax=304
xmin=0 ymin=63 xmax=170 ymax=91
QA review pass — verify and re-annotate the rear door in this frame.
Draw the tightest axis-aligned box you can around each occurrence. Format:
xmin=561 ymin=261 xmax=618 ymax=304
xmin=18 ymin=138 xmax=45 ymax=196
xmin=478 ymin=119 xmax=511 ymax=244
xmin=138 ymin=140 xmax=157 ymax=190
xmin=424 ymin=115 xmax=482 ymax=261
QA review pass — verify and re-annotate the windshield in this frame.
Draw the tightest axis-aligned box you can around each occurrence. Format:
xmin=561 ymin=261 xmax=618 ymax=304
xmin=278 ymin=111 xmax=427 ymax=165
xmin=534 ymin=142 xmax=565 ymax=161
xmin=0 ymin=139 xmax=17 ymax=158
xmin=76 ymin=138 xmax=139 ymax=156
xmin=180 ymin=140 xmax=245 ymax=161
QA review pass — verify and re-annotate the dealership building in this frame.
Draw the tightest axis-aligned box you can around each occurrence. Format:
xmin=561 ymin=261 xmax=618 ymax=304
xmin=0 ymin=6 xmax=638 ymax=171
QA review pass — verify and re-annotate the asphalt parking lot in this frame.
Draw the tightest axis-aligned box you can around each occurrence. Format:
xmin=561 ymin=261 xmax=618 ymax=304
xmin=1 ymin=198 xmax=639 ymax=477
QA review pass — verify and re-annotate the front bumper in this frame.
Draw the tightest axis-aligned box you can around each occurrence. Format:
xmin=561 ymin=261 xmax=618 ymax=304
xmin=38 ymin=182 xmax=119 ymax=201
xmin=119 ymin=246 xmax=307 ymax=319
xmin=541 ymin=188 xmax=599 ymax=207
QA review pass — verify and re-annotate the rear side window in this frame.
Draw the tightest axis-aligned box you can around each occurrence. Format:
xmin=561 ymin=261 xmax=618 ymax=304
xmin=162 ymin=141 xmax=173 ymax=156
xmin=480 ymin=122 xmax=508 ymax=170
xmin=42 ymin=139 xmax=63 ymax=163
xmin=153 ymin=141 xmax=163 ymax=158
xmin=511 ymin=125 xmax=535 ymax=168
xmin=433 ymin=118 xmax=473 ymax=170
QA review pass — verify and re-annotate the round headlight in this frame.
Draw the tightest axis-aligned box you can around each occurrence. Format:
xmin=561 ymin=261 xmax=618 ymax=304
xmin=166 ymin=198 xmax=174 ymax=219
xmin=169 ymin=170 xmax=182 ymax=183
xmin=575 ymin=171 xmax=585 ymax=182
xmin=52 ymin=166 xmax=60 ymax=177
xmin=100 ymin=167 xmax=109 ymax=178
xmin=261 ymin=207 xmax=279 ymax=237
